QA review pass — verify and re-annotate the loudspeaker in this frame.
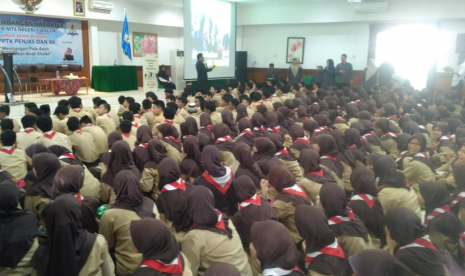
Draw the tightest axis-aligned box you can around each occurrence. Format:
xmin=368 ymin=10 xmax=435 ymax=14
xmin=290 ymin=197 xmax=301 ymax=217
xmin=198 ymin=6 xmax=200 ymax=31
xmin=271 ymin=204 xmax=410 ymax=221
xmin=236 ymin=51 xmax=247 ymax=82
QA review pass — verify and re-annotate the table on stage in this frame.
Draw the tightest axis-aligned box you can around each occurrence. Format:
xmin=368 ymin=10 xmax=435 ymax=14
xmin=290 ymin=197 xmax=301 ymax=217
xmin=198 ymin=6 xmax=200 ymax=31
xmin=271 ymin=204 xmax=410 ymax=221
xmin=91 ymin=65 xmax=138 ymax=92
xmin=39 ymin=78 xmax=89 ymax=96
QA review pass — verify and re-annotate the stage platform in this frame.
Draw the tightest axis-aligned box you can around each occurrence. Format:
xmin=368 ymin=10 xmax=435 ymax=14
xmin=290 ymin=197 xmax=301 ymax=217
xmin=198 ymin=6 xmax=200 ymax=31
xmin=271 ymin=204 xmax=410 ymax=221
xmin=6 ymin=87 xmax=168 ymax=128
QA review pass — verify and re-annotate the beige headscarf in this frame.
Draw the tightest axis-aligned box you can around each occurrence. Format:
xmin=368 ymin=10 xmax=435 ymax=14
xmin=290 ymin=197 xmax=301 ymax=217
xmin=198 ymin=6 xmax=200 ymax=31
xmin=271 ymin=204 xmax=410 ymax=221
xmin=365 ymin=58 xmax=378 ymax=81
xmin=290 ymin=58 xmax=301 ymax=77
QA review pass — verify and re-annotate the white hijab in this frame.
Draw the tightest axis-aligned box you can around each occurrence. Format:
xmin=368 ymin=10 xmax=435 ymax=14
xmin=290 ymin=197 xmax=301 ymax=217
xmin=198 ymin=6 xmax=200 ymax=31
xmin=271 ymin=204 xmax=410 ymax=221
xmin=290 ymin=58 xmax=302 ymax=77
xmin=365 ymin=58 xmax=378 ymax=81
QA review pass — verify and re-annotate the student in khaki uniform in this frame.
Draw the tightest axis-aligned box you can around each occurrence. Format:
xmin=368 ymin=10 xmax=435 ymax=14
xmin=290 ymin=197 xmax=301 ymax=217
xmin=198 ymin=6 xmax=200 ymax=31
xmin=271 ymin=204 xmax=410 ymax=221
xmin=320 ymin=183 xmax=373 ymax=256
xmin=204 ymin=101 xmax=222 ymax=125
xmin=140 ymin=139 xmax=168 ymax=201
xmin=181 ymin=185 xmax=253 ymax=276
xmin=130 ymin=218 xmax=193 ymax=276
xmin=0 ymin=105 xmax=20 ymax=133
xmin=35 ymin=115 xmax=72 ymax=151
xmin=120 ymin=120 xmax=137 ymax=151
xmin=250 ymin=92 xmax=264 ymax=112
xmin=99 ymin=171 xmax=157 ymax=276
xmin=16 ymin=115 xmax=43 ymax=150
xmin=0 ymin=180 xmax=39 ymax=276
xmin=262 ymin=166 xmax=310 ymax=243
xmin=67 ymin=117 xmax=100 ymax=166
xmin=167 ymin=102 xmax=186 ymax=126
xmin=129 ymin=102 xmax=148 ymax=126
xmin=186 ymin=103 xmax=201 ymax=129
xmin=31 ymin=194 xmax=115 ymax=276
xmin=156 ymin=117 xmax=182 ymax=164
xmin=122 ymin=111 xmax=140 ymax=137
xmin=52 ymin=105 xmax=72 ymax=135
xmin=96 ymin=102 xmax=117 ymax=136
xmin=151 ymin=100 xmax=166 ymax=128
xmin=80 ymin=115 xmax=108 ymax=155
xmin=117 ymin=95 xmax=127 ymax=117
xmin=239 ymin=95 xmax=255 ymax=117
xmin=0 ymin=130 xmax=27 ymax=183
xmin=153 ymin=107 xmax=181 ymax=139
xmin=262 ymin=90 xmax=275 ymax=112
xmin=68 ymin=96 xmax=94 ymax=122
xmin=141 ymin=99 xmax=155 ymax=127
xmin=177 ymin=96 xmax=190 ymax=119
xmin=211 ymin=123 xmax=240 ymax=173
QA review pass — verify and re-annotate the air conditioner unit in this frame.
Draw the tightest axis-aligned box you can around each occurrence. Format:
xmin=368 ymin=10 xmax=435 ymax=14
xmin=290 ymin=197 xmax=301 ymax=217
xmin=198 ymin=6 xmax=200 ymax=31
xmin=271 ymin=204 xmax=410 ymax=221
xmin=89 ymin=0 xmax=114 ymax=11
xmin=355 ymin=2 xmax=389 ymax=14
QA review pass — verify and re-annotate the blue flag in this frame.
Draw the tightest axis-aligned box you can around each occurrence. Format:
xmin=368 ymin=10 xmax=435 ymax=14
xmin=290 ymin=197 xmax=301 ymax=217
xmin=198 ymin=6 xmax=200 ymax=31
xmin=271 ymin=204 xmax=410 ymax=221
xmin=121 ymin=12 xmax=132 ymax=61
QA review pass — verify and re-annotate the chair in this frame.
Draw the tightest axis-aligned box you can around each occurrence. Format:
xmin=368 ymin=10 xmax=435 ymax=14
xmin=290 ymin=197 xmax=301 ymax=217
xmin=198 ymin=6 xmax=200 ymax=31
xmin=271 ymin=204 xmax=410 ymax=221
xmin=14 ymin=65 xmax=32 ymax=93
xmin=30 ymin=65 xmax=45 ymax=93
xmin=303 ymin=75 xmax=312 ymax=86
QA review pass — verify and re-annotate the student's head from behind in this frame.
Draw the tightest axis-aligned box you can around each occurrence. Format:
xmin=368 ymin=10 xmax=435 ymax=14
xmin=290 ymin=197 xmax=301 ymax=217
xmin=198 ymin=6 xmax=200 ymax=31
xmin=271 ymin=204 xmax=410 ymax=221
xmin=118 ymin=95 xmax=126 ymax=105
xmin=246 ymin=82 xmax=254 ymax=90
xmin=142 ymin=99 xmax=153 ymax=112
xmin=28 ymin=108 xmax=43 ymax=117
xmin=145 ymin=91 xmax=157 ymax=103
xmin=92 ymin=97 xmax=101 ymax=109
xmin=164 ymin=88 xmax=174 ymax=96
xmin=204 ymin=101 xmax=216 ymax=114
xmin=57 ymin=99 xmax=69 ymax=109
xmin=36 ymin=115 xmax=53 ymax=133
xmin=129 ymin=103 xmax=141 ymax=115
xmin=1 ymin=130 xmax=16 ymax=147
xmin=79 ymin=115 xmax=92 ymax=127
xmin=153 ymin=100 xmax=165 ymax=116
xmin=165 ymin=95 xmax=176 ymax=103
xmin=124 ymin=97 xmax=135 ymax=108
xmin=119 ymin=120 xmax=132 ymax=134
xmin=228 ymin=98 xmax=239 ymax=111
xmin=1 ymin=119 xmax=13 ymax=131
xmin=24 ymin=102 xmax=38 ymax=115
xmin=163 ymin=107 xmax=176 ymax=120
xmin=39 ymin=104 xmax=51 ymax=116
xmin=68 ymin=96 xmax=82 ymax=109
xmin=122 ymin=111 xmax=134 ymax=122
xmin=239 ymin=95 xmax=251 ymax=106
xmin=251 ymin=92 xmax=262 ymax=103
xmin=221 ymin=94 xmax=233 ymax=107
xmin=66 ymin=117 xmax=80 ymax=132
xmin=53 ymin=105 xmax=69 ymax=120
xmin=176 ymin=97 xmax=187 ymax=109
xmin=0 ymin=105 xmax=10 ymax=119
xmin=22 ymin=115 xmax=37 ymax=130
xmin=98 ymin=103 xmax=111 ymax=116
xmin=166 ymin=102 xmax=178 ymax=113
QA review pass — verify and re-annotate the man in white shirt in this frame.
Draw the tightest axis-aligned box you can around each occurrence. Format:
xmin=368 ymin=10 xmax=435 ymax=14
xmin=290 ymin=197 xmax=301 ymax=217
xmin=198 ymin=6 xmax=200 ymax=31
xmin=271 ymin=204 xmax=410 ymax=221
xmin=445 ymin=53 xmax=465 ymax=93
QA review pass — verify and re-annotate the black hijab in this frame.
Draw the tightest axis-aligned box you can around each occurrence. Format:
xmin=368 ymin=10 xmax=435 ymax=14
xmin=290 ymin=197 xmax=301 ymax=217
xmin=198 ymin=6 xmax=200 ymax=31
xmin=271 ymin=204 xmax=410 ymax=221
xmin=234 ymin=142 xmax=265 ymax=189
xmin=253 ymin=137 xmax=281 ymax=176
xmin=27 ymin=153 xmax=61 ymax=198
xmin=101 ymin=140 xmax=141 ymax=186
xmin=349 ymin=250 xmax=413 ymax=276
xmin=31 ymin=194 xmax=96 ymax=276
xmin=314 ymin=134 xmax=344 ymax=178
xmin=373 ymin=155 xmax=409 ymax=190
xmin=299 ymin=148 xmax=337 ymax=185
xmin=179 ymin=135 xmax=204 ymax=179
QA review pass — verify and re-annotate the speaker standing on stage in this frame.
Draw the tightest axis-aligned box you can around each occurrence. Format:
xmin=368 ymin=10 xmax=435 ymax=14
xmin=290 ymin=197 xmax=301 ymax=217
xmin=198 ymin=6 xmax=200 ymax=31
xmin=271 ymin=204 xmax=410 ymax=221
xmin=196 ymin=53 xmax=215 ymax=88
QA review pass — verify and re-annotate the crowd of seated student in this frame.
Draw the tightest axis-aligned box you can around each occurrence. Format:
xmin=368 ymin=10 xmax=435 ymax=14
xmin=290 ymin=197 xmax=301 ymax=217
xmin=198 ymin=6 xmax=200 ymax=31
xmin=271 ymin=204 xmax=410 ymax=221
xmin=3 ymin=78 xmax=465 ymax=276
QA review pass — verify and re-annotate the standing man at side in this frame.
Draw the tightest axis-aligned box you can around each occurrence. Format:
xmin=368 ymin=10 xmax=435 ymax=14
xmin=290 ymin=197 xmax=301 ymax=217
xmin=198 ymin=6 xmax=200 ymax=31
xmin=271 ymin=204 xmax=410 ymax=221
xmin=444 ymin=53 xmax=465 ymax=94
xmin=196 ymin=53 xmax=215 ymax=88
xmin=336 ymin=54 xmax=353 ymax=89
xmin=266 ymin=63 xmax=278 ymax=84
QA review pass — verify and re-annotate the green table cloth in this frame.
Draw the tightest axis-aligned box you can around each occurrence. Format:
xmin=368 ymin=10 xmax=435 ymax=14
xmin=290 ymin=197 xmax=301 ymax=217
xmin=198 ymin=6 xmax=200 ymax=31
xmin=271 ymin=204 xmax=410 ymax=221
xmin=91 ymin=65 xmax=138 ymax=92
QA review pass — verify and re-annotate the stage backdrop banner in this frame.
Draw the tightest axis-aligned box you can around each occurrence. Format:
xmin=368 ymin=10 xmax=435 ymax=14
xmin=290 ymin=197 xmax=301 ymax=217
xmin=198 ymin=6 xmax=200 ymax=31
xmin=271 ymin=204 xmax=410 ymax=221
xmin=0 ymin=14 xmax=84 ymax=65
xmin=143 ymin=54 xmax=159 ymax=91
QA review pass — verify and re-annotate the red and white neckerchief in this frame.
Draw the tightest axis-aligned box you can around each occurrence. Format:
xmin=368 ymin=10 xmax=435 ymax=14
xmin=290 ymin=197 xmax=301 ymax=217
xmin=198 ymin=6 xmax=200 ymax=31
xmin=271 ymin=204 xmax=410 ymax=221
xmin=201 ymin=124 xmax=212 ymax=131
xmin=193 ymin=209 xmax=226 ymax=231
xmin=132 ymin=122 xmax=139 ymax=128
xmin=360 ymin=136 xmax=368 ymax=142
xmin=282 ymin=94 xmax=288 ymax=98
xmin=0 ymin=146 xmax=15 ymax=155
xmin=395 ymin=150 xmax=408 ymax=163
xmin=268 ymin=126 xmax=281 ymax=134
xmin=328 ymin=208 xmax=356 ymax=225
xmin=271 ymin=94 xmax=279 ymax=99
xmin=290 ymin=109 xmax=295 ymax=114
xmin=350 ymin=100 xmax=361 ymax=105
xmin=134 ymin=115 xmax=141 ymax=119
xmin=335 ymin=117 xmax=346 ymax=122
xmin=295 ymin=137 xmax=310 ymax=144
xmin=313 ymin=126 xmax=329 ymax=135
xmin=74 ymin=193 xmax=83 ymax=205
xmin=364 ymin=131 xmax=377 ymax=137
xmin=305 ymin=239 xmax=345 ymax=264
xmin=321 ymin=155 xmax=337 ymax=162
xmin=76 ymin=130 xmax=83 ymax=135
xmin=306 ymin=169 xmax=323 ymax=176
xmin=419 ymin=125 xmax=426 ymax=130
xmin=262 ymin=266 xmax=302 ymax=276
xmin=254 ymin=126 xmax=265 ymax=131
xmin=384 ymin=132 xmax=399 ymax=137
xmin=397 ymin=235 xmax=438 ymax=253
xmin=451 ymin=191 xmax=465 ymax=207
xmin=4 ymin=116 xmax=13 ymax=121
xmin=350 ymin=194 xmax=376 ymax=208
xmin=59 ymin=153 xmax=76 ymax=160
xmin=388 ymin=115 xmax=397 ymax=120
xmin=44 ymin=131 xmax=56 ymax=140
xmin=122 ymin=133 xmax=130 ymax=138
xmin=87 ymin=124 xmax=94 ymax=127
xmin=423 ymin=205 xmax=450 ymax=228
xmin=239 ymin=194 xmax=262 ymax=210
xmin=161 ymin=178 xmax=186 ymax=192
xmin=414 ymin=152 xmax=429 ymax=159
xmin=266 ymin=99 xmax=273 ymax=103
xmin=302 ymin=116 xmax=309 ymax=120
xmin=165 ymin=119 xmax=174 ymax=125
xmin=24 ymin=128 xmax=35 ymax=134
xmin=437 ymin=135 xmax=453 ymax=146
xmin=276 ymin=148 xmax=290 ymax=156
xmin=140 ymin=255 xmax=183 ymax=275
xmin=216 ymin=136 xmax=232 ymax=143
xmin=245 ymin=115 xmax=251 ymax=119
xmin=403 ymin=113 xmax=410 ymax=117
xmin=139 ymin=143 xmax=148 ymax=148
xmin=146 ymin=108 xmax=153 ymax=113
xmin=239 ymin=128 xmax=253 ymax=136
xmin=165 ymin=136 xmax=179 ymax=143
xmin=66 ymin=115 xmax=71 ymax=119
xmin=282 ymin=184 xmax=307 ymax=198
xmin=73 ymin=109 xmax=81 ymax=113
xmin=349 ymin=144 xmax=357 ymax=149
xmin=203 ymin=167 xmax=233 ymax=194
